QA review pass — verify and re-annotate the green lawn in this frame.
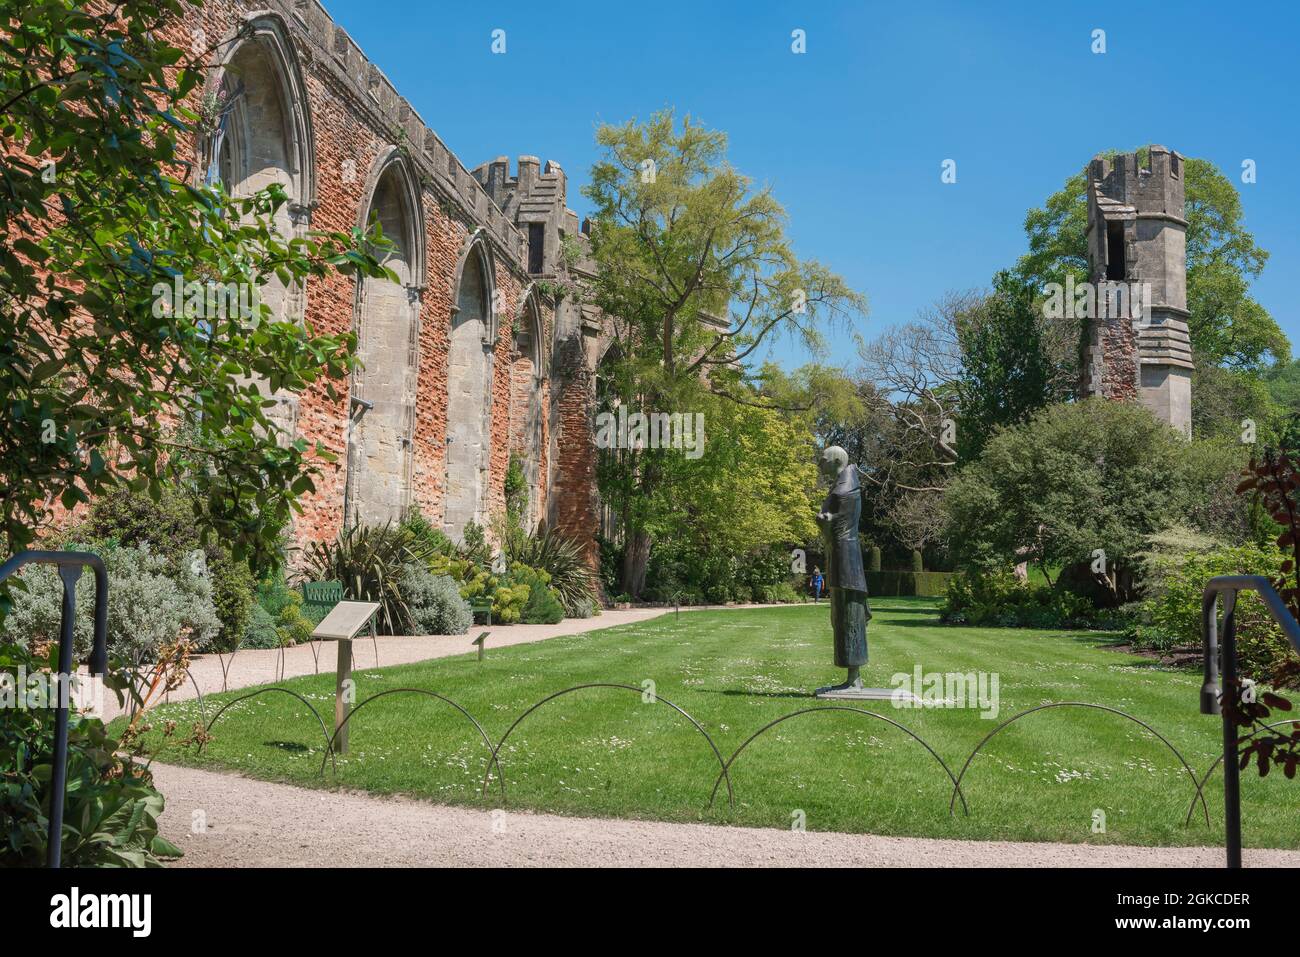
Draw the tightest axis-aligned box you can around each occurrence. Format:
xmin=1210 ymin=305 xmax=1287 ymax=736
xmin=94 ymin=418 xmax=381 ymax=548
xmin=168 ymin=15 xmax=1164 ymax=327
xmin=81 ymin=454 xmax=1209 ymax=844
xmin=125 ymin=599 xmax=1300 ymax=848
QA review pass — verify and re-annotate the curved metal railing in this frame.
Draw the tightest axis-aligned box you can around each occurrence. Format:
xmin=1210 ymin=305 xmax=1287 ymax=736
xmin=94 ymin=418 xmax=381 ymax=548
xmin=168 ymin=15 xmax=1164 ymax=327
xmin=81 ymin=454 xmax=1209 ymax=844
xmin=0 ymin=550 xmax=110 ymax=868
xmin=1201 ymin=575 xmax=1300 ymax=868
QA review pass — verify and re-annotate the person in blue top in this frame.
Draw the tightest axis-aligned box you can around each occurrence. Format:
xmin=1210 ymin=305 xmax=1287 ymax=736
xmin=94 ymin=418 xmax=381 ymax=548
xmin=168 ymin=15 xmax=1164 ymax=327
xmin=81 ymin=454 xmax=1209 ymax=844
xmin=810 ymin=566 xmax=824 ymax=602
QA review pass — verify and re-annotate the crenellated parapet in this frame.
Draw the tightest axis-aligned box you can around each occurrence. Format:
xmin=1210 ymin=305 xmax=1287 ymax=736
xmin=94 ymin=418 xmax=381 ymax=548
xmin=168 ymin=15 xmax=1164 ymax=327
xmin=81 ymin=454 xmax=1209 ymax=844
xmin=270 ymin=0 xmax=531 ymax=272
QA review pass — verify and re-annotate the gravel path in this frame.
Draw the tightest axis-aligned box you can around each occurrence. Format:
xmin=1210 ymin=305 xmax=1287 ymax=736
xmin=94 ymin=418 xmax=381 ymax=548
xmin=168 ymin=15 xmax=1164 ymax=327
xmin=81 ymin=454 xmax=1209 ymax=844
xmin=152 ymin=762 xmax=1299 ymax=868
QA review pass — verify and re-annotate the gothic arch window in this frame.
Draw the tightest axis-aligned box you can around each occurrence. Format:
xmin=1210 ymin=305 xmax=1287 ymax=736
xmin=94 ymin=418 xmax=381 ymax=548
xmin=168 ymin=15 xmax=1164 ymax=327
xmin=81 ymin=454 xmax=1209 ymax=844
xmin=345 ymin=149 xmax=426 ymax=527
xmin=508 ymin=290 xmax=546 ymax=529
xmin=202 ymin=14 xmax=315 ymax=439
xmin=205 ymin=15 xmax=315 ymax=226
xmin=443 ymin=235 xmax=496 ymax=539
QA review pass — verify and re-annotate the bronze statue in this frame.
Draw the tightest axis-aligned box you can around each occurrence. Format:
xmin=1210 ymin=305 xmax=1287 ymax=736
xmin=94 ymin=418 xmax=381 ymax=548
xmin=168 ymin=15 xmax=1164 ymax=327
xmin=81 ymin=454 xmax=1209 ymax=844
xmin=814 ymin=446 xmax=872 ymax=696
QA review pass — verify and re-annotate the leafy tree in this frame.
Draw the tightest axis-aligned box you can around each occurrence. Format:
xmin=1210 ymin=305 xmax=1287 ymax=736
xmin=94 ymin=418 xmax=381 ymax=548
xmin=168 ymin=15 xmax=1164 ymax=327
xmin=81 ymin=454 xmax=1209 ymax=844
xmin=1192 ymin=362 xmax=1277 ymax=443
xmin=584 ymin=110 xmax=862 ymax=595
xmin=1266 ymin=359 xmax=1300 ymax=416
xmin=0 ymin=0 xmax=393 ymax=604
xmin=953 ymin=271 xmax=1070 ymax=460
xmin=944 ymin=398 xmax=1189 ymax=598
xmin=853 ymin=292 xmax=970 ymax=513
xmin=597 ymin=386 xmax=820 ymax=598
xmin=1016 ymin=149 xmax=1287 ymax=373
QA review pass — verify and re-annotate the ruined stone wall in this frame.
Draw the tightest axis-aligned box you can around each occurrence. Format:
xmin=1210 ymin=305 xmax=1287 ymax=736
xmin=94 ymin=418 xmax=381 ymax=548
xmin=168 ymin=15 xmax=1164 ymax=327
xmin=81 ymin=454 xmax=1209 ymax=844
xmin=157 ymin=0 xmax=581 ymax=557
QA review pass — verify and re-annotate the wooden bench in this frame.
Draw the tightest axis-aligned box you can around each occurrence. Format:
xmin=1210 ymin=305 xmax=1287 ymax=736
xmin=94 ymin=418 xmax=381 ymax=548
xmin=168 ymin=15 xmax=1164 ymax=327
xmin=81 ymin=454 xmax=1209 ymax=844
xmin=470 ymin=598 xmax=492 ymax=626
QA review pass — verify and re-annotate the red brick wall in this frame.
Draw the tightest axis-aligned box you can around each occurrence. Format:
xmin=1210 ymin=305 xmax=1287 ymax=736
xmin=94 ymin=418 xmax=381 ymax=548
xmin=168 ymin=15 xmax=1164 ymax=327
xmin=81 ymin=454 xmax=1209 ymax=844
xmin=153 ymin=1 xmax=587 ymax=559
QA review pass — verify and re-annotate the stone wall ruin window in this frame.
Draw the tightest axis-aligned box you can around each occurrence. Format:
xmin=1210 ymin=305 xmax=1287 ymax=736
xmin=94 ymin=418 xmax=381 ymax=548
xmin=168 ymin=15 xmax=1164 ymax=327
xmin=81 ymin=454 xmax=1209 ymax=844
xmin=528 ymin=222 xmax=545 ymax=274
xmin=346 ymin=153 xmax=423 ymax=527
xmin=508 ymin=294 xmax=545 ymax=529
xmin=206 ymin=17 xmax=314 ymax=444
xmin=444 ymin=242 xmax=494 ymax=539
xmin=1106 ymin=220 xmax=1126 ymax=281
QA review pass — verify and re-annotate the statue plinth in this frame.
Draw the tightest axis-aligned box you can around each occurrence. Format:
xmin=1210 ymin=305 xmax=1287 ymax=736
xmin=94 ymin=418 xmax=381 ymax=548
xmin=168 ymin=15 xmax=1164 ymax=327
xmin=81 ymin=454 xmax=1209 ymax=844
xmin=815 ymin=685 xmax=916 ymax=702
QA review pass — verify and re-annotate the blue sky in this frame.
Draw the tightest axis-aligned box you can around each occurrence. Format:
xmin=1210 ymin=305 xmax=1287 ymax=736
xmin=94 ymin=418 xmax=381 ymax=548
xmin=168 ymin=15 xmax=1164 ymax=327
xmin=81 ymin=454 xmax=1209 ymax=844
xmin=324 ymin=0 xmax=1299 ymax=370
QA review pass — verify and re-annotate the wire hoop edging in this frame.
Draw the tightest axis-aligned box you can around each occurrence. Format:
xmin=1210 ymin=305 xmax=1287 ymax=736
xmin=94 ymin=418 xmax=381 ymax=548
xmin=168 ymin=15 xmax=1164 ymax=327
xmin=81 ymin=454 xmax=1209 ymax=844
xmin=704 ymin=706 xmax=968 ymax=816
xmin=199 ymin=686 xmax=337 ymax=775
xmin=316 ymin=687 xmax=503 ymax=797
xmin=477 ymin=683 xmax=734 ymax=809
xmin=1183 ymin=718 xmax=1300 ymax=826
xmin=948 ymin=702 xmax=1210 ymax=826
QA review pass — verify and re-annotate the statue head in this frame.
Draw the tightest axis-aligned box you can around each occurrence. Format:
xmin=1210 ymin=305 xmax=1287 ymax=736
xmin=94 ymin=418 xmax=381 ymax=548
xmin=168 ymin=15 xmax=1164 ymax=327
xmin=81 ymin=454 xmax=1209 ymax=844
xmin=818 ymin=445 xmax=848 ymax=484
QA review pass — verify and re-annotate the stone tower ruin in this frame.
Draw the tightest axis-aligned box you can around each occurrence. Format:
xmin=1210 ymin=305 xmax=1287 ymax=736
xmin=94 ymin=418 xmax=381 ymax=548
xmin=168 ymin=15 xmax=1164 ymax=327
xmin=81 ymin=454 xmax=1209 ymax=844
xmin=1081 ymin=145 xmax=1193 ymax=436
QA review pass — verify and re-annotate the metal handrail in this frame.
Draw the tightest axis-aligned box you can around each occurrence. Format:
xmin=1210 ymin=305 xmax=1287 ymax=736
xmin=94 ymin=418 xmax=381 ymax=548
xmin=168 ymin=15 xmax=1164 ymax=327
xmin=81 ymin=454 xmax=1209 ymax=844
xmin=1201 ymin=575 xmax=1300 ymax=868
xmin=0 ymin=550 xmax=109 ymax=868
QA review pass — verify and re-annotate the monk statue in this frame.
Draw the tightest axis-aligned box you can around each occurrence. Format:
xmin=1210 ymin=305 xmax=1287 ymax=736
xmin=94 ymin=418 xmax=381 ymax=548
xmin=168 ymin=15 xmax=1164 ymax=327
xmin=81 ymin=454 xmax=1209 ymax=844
xmin=814 ymin=445 xmax=872 ymax=696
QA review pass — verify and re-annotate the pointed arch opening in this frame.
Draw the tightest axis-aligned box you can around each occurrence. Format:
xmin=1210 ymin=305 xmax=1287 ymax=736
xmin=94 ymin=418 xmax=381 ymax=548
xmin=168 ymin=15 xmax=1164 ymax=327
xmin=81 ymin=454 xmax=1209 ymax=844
xmin=345 ymin=149 xmax=426 ymax=527
xmin=596 ymin=341 xmax=625 ymax=543
xmin=508 ymin=289 xmax=547 ymax=529
xmin=203 ymin=14 xmax=315 ymax=440
xmin=443 ymin=236 xmax=496 ymax=539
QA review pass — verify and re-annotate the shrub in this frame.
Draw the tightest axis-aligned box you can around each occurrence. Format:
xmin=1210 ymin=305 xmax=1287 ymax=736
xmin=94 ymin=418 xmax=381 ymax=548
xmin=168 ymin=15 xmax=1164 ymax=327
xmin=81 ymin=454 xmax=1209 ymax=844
xmin=511 ymin=564 xmax=565 ymax=625
xmin=643 ymin=541 xmax=795 ymax=606
xmin=399 ymin=507 xmax=455 ymax=558
xmin=0 ymin=541 xmax=220 ymax=662
xmin=756 ymin=582 xmax=805 ymax=604
xmin=458 ymin=521 xmax=492 ymax=568
xmin=941 ymin=569 xmax=1112 ymax=629
xmin=1129 ymin=538 xmax=1299 ymax=686
xmin=503 ymin=524 xmax=597 ymax=615
xmin=567 ymin=597 xmax=598 ymax=618
xmin=867 ymin=570 xmax=953 ymax=598
xmin=69 ymin=483 xmax=257 ymax=652
xmin=398 ymin=564 xmax=472 ymax=635
xmin=302 ymin=521 xmax=436 ymax=635
xmin=490 ymin=580 xmax=530 ymax=625
xmin=207 ymin=549 xmax=255 ymax=652
xmin=75 ymin=483 xmax=198 ymax=560
xmin=598 ymin=534 xmax=623 ymax=599
xmin=945 ymin=398 xmax=1192 ymax=599
xmin=0 ymin=642 xmax=181 ymax=866
xmin=274 ymin=591 xmax=314 ymax=647
xmin=242 ymin=604 xmax=280 ymax=650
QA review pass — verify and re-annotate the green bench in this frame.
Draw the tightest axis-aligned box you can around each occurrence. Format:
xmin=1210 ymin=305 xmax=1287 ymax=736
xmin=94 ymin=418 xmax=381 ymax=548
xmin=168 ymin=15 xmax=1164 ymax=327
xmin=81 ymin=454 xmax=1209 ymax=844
xmin=470 ymin=598 xmax=492 ymax=626
xmin=301 ymin=580 xmax=344 ymax=623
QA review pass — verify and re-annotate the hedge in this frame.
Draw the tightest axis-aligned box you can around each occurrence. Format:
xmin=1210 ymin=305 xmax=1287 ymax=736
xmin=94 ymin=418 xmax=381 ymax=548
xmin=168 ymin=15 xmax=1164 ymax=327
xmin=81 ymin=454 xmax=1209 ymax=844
xmin=866 ymin=570 xmax=953 ymax=598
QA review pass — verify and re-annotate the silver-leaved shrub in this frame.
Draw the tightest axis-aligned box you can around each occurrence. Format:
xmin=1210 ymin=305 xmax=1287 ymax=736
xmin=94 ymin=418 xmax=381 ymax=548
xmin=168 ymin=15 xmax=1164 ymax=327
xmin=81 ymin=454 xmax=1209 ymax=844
xmin=398 ymin=563 xmax=472 ymax=635
xmin=0 ymin=542 xmax=220 ymax=662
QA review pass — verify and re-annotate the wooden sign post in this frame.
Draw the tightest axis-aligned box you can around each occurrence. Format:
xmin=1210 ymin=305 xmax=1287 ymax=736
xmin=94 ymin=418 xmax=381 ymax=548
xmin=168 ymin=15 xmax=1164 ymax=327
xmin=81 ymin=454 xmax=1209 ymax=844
xmin=309 ymin=601 xmax=380 ymax=755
